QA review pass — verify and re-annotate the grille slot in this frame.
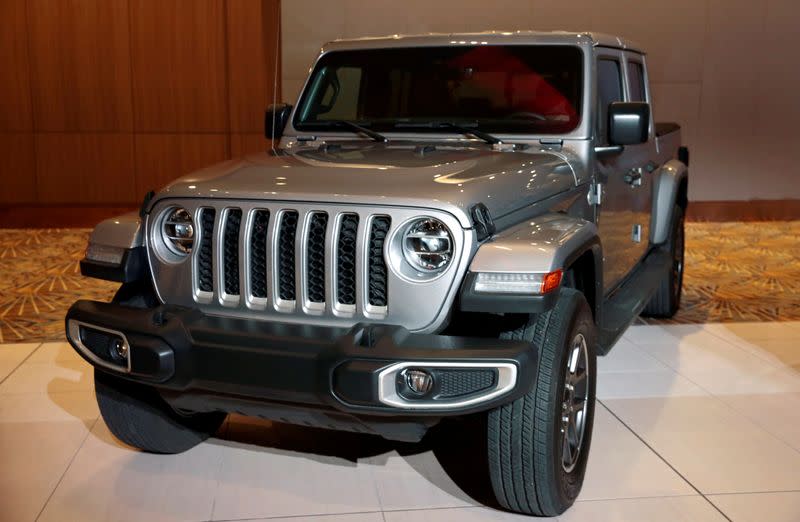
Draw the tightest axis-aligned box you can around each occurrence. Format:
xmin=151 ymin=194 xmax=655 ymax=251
xmin=223 ymin=209 xmax=242 ymax=296
xmin=178 ymin=203 xmax=445 ymax=323
xmin=278 ymin=211 xmax=299 ymax=301
xmin=306 ymin=213 xmax=328 ymax=304
xmin=197 ymin=208 xmax=216 ymax=292
xmin=368 ymin=216 xmax=391 ymax=307
xmin=336 ymin=214 xmax=359 ymax=306
xmin=249 ymin=210 xmax=270 ymax=299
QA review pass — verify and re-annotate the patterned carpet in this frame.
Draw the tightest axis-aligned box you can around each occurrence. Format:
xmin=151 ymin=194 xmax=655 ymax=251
xmin=1 ymin=223 xmax=799 ymax=343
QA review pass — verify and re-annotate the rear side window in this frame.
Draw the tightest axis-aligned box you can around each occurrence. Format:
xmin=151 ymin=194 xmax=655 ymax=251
xmin=628 ymin=61 xmax=646 ymax=102
xmin=597 ymin=59 xmax=623 ymax=145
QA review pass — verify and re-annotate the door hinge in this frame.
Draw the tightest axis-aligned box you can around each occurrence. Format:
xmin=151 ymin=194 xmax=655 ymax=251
xmin=587 ymin=182 xmax=603 ymax=206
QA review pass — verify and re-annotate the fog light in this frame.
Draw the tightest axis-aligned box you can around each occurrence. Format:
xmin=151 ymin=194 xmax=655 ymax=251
xmin=403 ymin=368 xmax=434 ymax=396
xmin=109 ymin=338 xmax=129 ymax=361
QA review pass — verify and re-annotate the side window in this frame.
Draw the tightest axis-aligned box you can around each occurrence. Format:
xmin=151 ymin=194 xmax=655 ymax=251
xmin=627 ymin=62 xmax=646 ymax=102
xmin=597 ymin=59 xmax=623 ymax=145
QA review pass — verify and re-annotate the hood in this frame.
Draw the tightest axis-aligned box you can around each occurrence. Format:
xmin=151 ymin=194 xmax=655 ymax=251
xmin=154 ymin=143 xmax=578 ymax=227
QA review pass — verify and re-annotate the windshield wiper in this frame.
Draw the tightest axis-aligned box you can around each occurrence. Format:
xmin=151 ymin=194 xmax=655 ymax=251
xmin=393 ymin=121 xmax=501 ymax=145
xmin=328 ymin=120 xmax=388 ymax=142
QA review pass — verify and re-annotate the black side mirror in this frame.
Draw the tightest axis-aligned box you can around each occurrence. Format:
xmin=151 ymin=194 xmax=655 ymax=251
xmin=264 ymin=103 xmax=293 ymax=139
xmin=608 ymin=102 xmax=650 ymax=146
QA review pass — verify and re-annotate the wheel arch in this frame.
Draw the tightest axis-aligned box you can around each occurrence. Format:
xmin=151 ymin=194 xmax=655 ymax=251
xmin=650 ymin=159 xmax=688 ymax=245
xmin=460 ymin=214 xmax=602 ymax=319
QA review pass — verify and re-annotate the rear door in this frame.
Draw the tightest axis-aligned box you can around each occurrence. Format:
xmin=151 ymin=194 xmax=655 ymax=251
xmin=620 ymin=52 xmax=656 ymax=265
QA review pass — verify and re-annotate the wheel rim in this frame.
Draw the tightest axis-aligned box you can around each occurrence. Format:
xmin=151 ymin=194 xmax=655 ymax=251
xmin=561 ymin=332 xmax=590 ymax=473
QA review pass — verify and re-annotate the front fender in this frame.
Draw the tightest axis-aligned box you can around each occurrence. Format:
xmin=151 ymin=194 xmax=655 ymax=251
xmin=80 ymin=212 xmax=147 ymax=283
xmin=650 ymin=159 xmax=688 ymax=245
xmin=460 ymin=214 xmax=601 ymax=314
xmin=469 ymin=214 xmax=599 ymax=274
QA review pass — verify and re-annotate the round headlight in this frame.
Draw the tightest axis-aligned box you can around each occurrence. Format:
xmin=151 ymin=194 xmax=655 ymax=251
xmin=402 ymin=218 xmax=453 ymax=272
xmin=162 ymin=207 xmax=194 ymax=255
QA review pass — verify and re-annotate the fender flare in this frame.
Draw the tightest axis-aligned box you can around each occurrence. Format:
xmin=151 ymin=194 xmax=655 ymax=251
xmin=460 ymin=214 xmax=602 ymax=316
xmin=650 ymin=159 xmax=688 ymax=245
xmin=80 ymin=212 xmax=146 ymax=283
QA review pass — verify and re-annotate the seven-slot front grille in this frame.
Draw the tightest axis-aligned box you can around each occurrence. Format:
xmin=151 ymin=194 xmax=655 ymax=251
xmin=193 ymin=207 xmax=391 ymax=314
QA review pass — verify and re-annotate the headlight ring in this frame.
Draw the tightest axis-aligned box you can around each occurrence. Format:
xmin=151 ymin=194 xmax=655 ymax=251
xmin=402 ymin=218 xmax=453 ymax=272
xmin=161 ymin=207 xmax=195 ymax=256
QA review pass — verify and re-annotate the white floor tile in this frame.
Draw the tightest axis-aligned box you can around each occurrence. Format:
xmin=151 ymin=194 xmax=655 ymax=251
xmin=715 ymin=393 xmax=800 ymax=452
xmin=581 ymin=406 xmax=695 ymax=500
xmin=0 ymin=343 xmax=40 ymax=381
xmin=210 ymin=423 xmax=383 ymax=520
xmin=597 ymin=370 xmax=709 ymax=399
xmin=708 ymin=322 xmax=799 ymax=343
xmin=563 ymin=496 xmax=727 ymax=522
xmin=622 ymin=325 xmax=684 ymax=346
xmin=710 ymin=491 xmax=800 ymax=522
xmin=368 ymin=449 xmax=477 ymax=511
xmin=26 ymin=341 xmax=84 ymax=365
xmin=384 ymin=506 xmax=543 ymax=521
xmin=0 ymin=358 xmax=93 ymax=395
xmin=639 ymin=333 xmax=800 ymax=396
xmin=0 ymin=391 xmax=98 ymax=424
xmin=712 ymin=337 xmax=800 ymax=371
xmin=247 ymin=514 xmax=384 ymax=522
xmin=38 ymin=421 xmax=222 ymax=522
xmin=603 ymin=396 xmax=800 ymax=494
xmin=0 ymin=413 xmax=93 ymax=521
xmin=598 ymin=339 xmax=671 ymax=374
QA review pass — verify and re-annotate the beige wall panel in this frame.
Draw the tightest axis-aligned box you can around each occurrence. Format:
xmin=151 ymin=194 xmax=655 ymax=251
xmin=590 ymin=0 xmax=706 ymax=84
xmin=282 ymin=0 xmax=345 ymax=90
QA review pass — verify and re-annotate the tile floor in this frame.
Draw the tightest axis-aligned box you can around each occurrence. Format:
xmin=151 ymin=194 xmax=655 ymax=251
xmin=1 ymin=322 xmax=799 ymax=521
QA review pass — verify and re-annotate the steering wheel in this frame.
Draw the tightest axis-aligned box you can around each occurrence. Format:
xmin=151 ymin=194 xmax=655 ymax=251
xmin=507 ymin=111 xmax=547 ymax=121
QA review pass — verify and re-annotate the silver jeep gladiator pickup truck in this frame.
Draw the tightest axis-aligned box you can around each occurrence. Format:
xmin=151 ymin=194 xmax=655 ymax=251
xmin=66 ymin=31 xmax=688 ymax=516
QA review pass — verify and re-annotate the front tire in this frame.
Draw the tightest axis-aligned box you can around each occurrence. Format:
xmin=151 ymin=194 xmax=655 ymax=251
xmin=487 ymin=288 xmax=597 ymax=516
xmin=95 ymin=369 xmax=226 ymax=454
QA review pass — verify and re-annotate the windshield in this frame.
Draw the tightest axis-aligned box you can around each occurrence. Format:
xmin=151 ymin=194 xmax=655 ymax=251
xmin=294 ymin=45 xmax=584 ymax=136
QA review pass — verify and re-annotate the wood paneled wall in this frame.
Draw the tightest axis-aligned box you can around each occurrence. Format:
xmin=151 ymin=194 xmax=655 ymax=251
xmin=0 ymin=0 xmax=280 ymax=213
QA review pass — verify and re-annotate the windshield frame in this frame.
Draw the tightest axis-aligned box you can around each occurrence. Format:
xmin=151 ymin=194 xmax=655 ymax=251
xmin=287 ymin=42 xmax=592 ymax=142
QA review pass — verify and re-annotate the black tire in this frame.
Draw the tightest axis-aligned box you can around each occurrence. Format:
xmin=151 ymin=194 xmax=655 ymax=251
xmin=487 ymin=288 xmax=597 ymax=517
xmin=642 ymin=204 xmax=685 ymax=317
xmin=95 ymin=369 xmax=226 ymax=454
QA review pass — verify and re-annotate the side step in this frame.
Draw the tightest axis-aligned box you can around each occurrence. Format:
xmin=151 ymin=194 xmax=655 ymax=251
xmin=597 ymin=249 xmax=672 ymax=354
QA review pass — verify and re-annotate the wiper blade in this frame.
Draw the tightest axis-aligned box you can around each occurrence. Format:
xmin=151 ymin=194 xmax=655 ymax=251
xmin=330 ymin=120 xmax=388 ymax=142
xmin=393 ymin=121 xmax=502 ymax=145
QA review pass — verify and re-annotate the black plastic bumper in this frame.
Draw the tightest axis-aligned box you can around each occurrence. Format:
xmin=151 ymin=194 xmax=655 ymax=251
xmin=65 ymin=301 xmax=536 ymax=426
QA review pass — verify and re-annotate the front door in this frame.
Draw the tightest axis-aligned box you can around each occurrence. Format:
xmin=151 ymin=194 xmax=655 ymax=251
xmin=595 ymin=49 xmax=641 ymax=292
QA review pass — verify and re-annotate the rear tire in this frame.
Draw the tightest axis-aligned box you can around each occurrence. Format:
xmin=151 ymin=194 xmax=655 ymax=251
xmin=642 ymin=204 xmax=685 ymax=318
xmin=486 ymin=288 xmax=597 ymax=516
xmin=95 ymin=369 xmax=226 ymax=454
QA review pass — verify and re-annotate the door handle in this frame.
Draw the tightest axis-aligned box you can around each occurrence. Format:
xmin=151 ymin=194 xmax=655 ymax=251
xmin=624 ymin=167 xmax=643 ymax=186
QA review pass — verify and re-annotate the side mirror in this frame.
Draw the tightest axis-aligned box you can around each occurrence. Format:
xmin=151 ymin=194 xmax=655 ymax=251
xmin=608 ymin=102 xmax=650 ymax=146
xmin=264 ymin=103 xmax=293 ymax=139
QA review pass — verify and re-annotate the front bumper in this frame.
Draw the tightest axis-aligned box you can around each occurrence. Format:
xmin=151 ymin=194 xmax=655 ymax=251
xmin=65 ymin=300 xmax=536 ymax=440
